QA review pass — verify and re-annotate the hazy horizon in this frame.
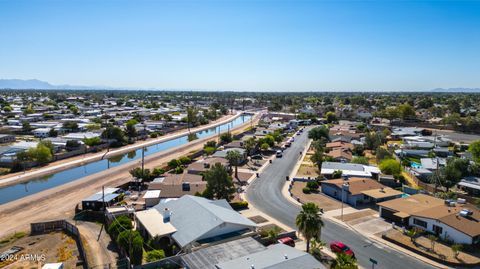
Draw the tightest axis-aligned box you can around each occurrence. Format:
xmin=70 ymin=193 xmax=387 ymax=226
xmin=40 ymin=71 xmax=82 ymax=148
xmin=1 ymin=0 xmax=479 ymax=91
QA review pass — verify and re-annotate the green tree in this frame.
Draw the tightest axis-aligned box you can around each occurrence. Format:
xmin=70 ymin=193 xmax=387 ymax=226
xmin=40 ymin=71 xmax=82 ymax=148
xmin=203 ymin=163 xmax=236 ymax=201
xmin=62 ymin=121 xmax=79 ymax=131
xmin=325 ymin=111 xmax=337 ymax=123
xmin=296 ymin=202 xmax=324 ymax=253
xmin=28 ymin=143 xmax=53 ymax=164
xmin=244 ymin=137 xmax=256 ymax=155
xmin=48 ymin=128 xmax=58 ymax=137
xmin=308 ymin=126 xmax=329 ymax=141
xmin=451 ymin=244 xmax=462 ymax=259
xmin=351 ymin=156 xmax=369 ymax=165
xmin=108 ymin=215 xmax=133 ymax=238
xmin=398 ymin=103 xmax=416 ymax=120
xmin=331 ymin=253 xmax=358 ymax=269
xmin=83 ymin=137 xmax=102 ymax=147
xmin=102 ymin=126 xmax=127 ymax=147
xmin=310 ymin=141 xmax=324 ymax=172
xmin=168 ymin=158 xmax=181 ymax=169
xmin=226 ymin=150 xmax=242 ymax=179
xmin=125 ymin=120 xmax=138 ymax=141
xmin=260 ymin=142 xmax=270 ymax=151
xmin=379 ymin=159 xmax=401 ymax=175
xmin=116 ymin=230 xmax=143 ymax=265
xmin=469 ymin=140 xmax=480 ymax=163
xmin=220 ymin=132 xmax=233 ymax=144
xmin=22 ymin=122 xmax=32 ymax=133
xmin=129 ymin=167 xmax=151 ymax=181
xmin=24 ymin=103 xmax=34 ymax=114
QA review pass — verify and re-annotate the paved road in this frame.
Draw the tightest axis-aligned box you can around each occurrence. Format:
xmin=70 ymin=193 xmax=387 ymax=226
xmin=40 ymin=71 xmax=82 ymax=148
xmin=246 ymin=127 xmax=436 ymax=269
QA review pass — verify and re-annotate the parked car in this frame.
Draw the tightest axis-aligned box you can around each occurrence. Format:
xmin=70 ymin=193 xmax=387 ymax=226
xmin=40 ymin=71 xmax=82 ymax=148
xmin=285 ymin=142 xmax=291 ymax=147
xmin=251 ymin=154 xmax=263 ymax=160
xmin=276 ymin=150 xmax=283 ymax=157
xmin=277 ymin=237 xmax=295 ymax=247
xmin=330 ymin=241 xmax=355 ymax=258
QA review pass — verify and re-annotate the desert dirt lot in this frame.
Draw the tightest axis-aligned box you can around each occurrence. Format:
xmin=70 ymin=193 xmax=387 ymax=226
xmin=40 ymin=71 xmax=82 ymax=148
xmin=290 ymin=181 xmax=342 ymax=212
xmin=0 ymin=231 xmax=82 ymax=269
xmin=0 ymin=113 xmax=260 ymax=240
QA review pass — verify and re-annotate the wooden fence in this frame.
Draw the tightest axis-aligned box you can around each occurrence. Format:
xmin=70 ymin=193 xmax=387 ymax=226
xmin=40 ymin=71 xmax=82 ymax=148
xmin=30 ymin=220 xmax=89 ymax=269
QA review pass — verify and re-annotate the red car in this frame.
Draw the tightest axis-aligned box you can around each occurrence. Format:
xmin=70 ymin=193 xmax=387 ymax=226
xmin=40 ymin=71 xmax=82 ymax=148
xmin=277 ymin=237 xmax=295 ymax=247
xmin=330 ymin=241 xmax=355 ymax=258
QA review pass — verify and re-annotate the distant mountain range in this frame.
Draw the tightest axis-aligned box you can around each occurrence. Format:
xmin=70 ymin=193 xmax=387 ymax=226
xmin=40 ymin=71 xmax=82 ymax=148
xmin=0 ymin=79 xmax=111 ymax=90
xmin=0 ymin=78 xmax=479 ymax=92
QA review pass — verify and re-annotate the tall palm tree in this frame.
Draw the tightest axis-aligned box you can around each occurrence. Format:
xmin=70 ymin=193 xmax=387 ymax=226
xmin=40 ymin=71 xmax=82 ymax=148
xmin=226 ymin=150 xmax=242 ymax=180
xmin=296 ymin=202 xmax=324 ymax=253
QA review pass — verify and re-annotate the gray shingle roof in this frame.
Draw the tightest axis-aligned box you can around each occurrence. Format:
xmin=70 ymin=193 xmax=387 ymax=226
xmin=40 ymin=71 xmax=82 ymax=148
xmin=153 ymin=195 xmax=257 ymax=248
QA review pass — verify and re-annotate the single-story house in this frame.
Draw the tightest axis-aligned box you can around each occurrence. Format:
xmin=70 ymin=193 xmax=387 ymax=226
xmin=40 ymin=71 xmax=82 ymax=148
xmin=135 ymin=195 xmax=257 ymax=250
xmin=321 ymin=177 xmax=402 ymax=207
xmin=0 ymin=134 xmax=15 ymax=144
xmin=325 ymin=148 xmax=353 ymax=163
xmin=187 ymin=157 xmax=229 ymax=175
xmin=420 ymin=158 xmax=446 ymax=171
xmin=212 ymin=148 xmax=247 ymax=163
xmin=321 ymin=162 xmax=380 ymax=179
xmin=378 ymin=194 xmax=480 ymax=244
xmin=82 ymin=187 xmax=122 ymax=211
xmin=149 ymin=172 xmax=205 ymax=198
xmin=457 ymin=176 xmax=480 ymax=196
xmin=33 ymin=128 xmax=52 ymax=138
xmin=326 ymin=141 xmax=354 ymax=151
xmin=62 ymin=132 xmax=101 ymax=141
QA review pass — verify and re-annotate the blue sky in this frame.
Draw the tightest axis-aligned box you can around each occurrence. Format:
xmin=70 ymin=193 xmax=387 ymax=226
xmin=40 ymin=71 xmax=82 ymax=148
xmin=0 ymin=0 xmax=479 ymax=91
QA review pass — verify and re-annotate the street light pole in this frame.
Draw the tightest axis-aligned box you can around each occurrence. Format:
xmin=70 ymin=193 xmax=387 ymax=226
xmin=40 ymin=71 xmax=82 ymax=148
xmin=341 ymin=179 xmax=349 ymax=221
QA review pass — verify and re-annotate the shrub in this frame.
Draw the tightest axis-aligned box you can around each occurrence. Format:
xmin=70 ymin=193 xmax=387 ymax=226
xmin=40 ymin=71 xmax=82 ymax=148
xmin=332 ymin=170 xmax=343 ymax=179
xmin=168 ymin=159 xmax=181 ymax=169
xmin=306 ymin=181 xmax=319 ymax=190
xmin=229 ymin=201 xmax=249 ymax=210
xmin=150 ymin=133 xmax=158 ymax=138
xmin=174 ymin=166 xmax=184 ymax=174
xmin=302 ymin=187 xmax=311 ymax=194
xmin=204 ymin=146 xmax=216 ymax=155
xmin=179 ymin=156 xmax=192 ymax=165
xmin=145 ymin=249 xmax=165 ymax=262
xmin=380 ymin=159 xmax=402 ymax=175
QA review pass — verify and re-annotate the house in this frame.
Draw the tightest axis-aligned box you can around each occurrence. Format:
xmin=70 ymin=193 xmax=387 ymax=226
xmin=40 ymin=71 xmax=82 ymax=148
xmin=325 ymin=148 xmax=353 ymax=162
xmin=420 ymin=158 xmax=446 ymax=171
xmin=82 ymin=187 xmax=122 ymax=211
xmin=135 ymin=195 xmax=257 ymax=250
xmin=378 ymin=194 xmax=480 ymax=244
xmin=390 ymin=127 xmax=426 ymax=139
xmin=223 ymin=141 xmax=244 ymax=149
xmin=212 ymin=148 xmax=247 ymax=163
xmin=457 ymin=176 xmax=480 ymax=196
xmin=326 ymin=141 xmax=354 ymax=151
xmin=321 ymin=162 xmax=380 ymax=179
xmin=187 ymin=157 xmax=229 ymax=175
xmin=321 ymin=177 xmax=402 ymax=207
xmin=33 ymin=128 xmax=52 ymax=138
xmin=0 ymin=134 xmax=15 ymax=144
xmin=215 ymin=243 xmax=325 ymax=269
xmin=148 ymin=172 xmax=205 ymax=198
xmin=62 ymin=132 xmax=101 ymax=141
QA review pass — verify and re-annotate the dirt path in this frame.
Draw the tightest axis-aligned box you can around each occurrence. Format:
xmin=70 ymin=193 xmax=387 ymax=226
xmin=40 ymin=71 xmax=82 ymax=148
xmin=0 ymin=113 xmax=260 ymax=239
xmin=0 ymin=112 xmax=241 ymax=188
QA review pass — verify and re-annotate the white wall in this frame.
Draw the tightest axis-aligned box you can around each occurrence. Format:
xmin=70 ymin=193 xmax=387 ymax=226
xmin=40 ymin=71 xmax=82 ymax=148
xmin=409 ymin=216 xmax=473 ymax=245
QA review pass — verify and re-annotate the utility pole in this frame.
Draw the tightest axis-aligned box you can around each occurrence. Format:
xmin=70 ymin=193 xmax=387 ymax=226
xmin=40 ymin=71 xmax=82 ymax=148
xmin=140 ymin=146 xmax=145 ymax=192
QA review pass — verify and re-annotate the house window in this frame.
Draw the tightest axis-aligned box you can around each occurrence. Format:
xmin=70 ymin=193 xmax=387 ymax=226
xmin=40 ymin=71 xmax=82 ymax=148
xmin=433 ymin=225 xmax=443 ymax=235
xmin=413 ymin=218 xmax=427 ymax=228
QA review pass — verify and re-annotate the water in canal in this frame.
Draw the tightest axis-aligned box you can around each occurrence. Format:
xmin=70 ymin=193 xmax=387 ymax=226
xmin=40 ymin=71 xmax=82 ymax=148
xmin=0 ymin=114 xmax=251 ymax=204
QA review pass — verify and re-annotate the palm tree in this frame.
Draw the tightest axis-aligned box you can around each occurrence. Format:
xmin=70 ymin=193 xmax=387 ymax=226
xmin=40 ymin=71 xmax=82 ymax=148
xmin=331 ymin=253 xmax=358 ymax=269
xmin=296 ymin=202 xmax=324 ymax=253
xmin=226 ymin=150 xmax=242 ymax=180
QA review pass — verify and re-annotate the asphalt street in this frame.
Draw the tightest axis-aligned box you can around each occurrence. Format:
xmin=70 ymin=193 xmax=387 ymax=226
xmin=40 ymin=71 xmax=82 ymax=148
xmin=245 ymin=127 xmax=436 ymax=269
